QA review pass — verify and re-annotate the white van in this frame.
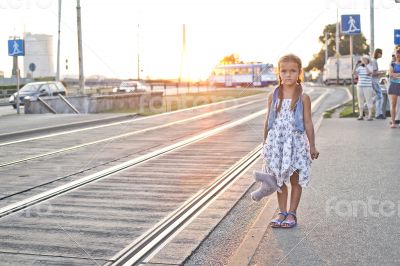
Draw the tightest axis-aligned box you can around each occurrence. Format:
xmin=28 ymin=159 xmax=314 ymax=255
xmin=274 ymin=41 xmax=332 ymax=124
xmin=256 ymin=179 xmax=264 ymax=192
xmin=323 ymin=55 xmax=361 ymax=85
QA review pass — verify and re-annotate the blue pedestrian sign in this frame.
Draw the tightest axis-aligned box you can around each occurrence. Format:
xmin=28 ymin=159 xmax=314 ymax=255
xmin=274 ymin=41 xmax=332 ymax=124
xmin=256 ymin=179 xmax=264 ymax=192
xmin=341 ymin=15 xmax=361 ymax=35
xmin=395 ymin=29 xmax=400 ymax=45
xmin=8 ymin=39 xmax=25 ymax=56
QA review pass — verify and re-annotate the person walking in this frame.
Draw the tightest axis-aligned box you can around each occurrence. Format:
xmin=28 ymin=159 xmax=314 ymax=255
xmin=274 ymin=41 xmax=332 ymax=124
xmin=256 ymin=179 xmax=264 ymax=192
xmin=353 ymin=55 xmax=374 ymax=120
xmin=371 ymin=49 xmax=384 ymax=119
xmin=261 ymin=54 xmax=319 ymax=229
xmin=388 ymin=48 xmax=400 ymax=128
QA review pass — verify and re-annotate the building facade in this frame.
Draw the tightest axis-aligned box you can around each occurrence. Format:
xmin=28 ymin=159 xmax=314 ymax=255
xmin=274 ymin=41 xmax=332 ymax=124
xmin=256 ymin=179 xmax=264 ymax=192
xmin=23 ymin=33 xmax=54 ymax=78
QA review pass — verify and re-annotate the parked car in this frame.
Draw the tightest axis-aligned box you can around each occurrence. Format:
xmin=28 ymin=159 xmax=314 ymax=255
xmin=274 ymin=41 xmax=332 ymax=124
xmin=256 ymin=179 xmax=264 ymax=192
xmin=112 ymin=81 xmax=149 ymax=93
xmin=9 ymin=81 xmax=67 ymax=109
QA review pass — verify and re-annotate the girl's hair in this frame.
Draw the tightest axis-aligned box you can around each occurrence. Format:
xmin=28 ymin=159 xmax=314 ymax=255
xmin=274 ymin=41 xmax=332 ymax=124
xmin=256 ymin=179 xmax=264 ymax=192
xmin=276 ymin=54 xmax=303 ymax=112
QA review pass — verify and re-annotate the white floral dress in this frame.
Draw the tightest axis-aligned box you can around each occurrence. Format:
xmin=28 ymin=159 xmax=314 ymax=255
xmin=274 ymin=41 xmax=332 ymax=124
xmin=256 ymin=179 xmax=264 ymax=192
xmin=262 ymin=99 xmax=311 ymax=188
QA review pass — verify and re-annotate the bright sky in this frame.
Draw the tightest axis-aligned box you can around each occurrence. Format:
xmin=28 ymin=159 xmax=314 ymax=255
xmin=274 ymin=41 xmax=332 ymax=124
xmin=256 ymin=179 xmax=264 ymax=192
xmin=0 ymin=0 xmax=399 ymax=80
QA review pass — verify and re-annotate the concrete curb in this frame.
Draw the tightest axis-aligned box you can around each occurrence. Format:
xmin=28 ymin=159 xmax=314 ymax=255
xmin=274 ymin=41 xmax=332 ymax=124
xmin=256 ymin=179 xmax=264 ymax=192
xmin=322 ymin=86 xmax=353 ymax=117
xmin=0 ymin=113 xmax=137 ymax=140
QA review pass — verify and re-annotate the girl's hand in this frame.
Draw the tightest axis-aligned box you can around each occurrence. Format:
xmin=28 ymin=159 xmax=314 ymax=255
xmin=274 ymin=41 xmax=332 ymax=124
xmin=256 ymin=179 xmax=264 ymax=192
xmin=310 ymin=146 xmax=319 ymax=160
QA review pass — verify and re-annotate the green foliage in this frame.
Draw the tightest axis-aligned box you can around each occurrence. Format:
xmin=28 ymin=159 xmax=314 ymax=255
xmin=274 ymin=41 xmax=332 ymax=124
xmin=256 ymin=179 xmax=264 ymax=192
xmin=219 ymin=53 xmax=243 ymax=65
xmin=34 ymin=76 xmax=55 ymax=82
xmin=305 ymin=23 xmax=370 ymax=72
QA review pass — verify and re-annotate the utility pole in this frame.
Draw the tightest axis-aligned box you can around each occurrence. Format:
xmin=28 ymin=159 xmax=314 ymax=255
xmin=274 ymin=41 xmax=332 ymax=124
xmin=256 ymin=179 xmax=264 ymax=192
xmin=370 ymin=0 xmax=375 ymax=55
xmin=77 ymin=0 xmax=84 ymax=94
xmin=56 ymin=0 xmax=62 ymax=82
xmin=137 ymin=24 xmax=140 ymax=81
xmin=179 ymin=24 xmax=187 ymax=84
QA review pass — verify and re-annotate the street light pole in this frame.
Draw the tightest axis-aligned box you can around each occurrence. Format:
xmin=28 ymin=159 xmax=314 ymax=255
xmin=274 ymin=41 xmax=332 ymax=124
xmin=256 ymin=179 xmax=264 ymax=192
xmin=77 ymin=0 xmax=84 ymax=95
xmin=56 ymin=0 xmax=62 ymax=82
xmin=137 ymin=24 xmax=140 ymax=81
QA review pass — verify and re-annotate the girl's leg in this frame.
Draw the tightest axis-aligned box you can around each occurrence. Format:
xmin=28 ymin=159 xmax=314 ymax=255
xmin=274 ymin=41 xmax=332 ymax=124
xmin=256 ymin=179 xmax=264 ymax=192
xmin=390 ymin=94 xmax=398 ymax=127
xmin=277 ymin=183 xmax=288 ymax=212
xmin=270 ymin=184 xmax=288 ymax=227
xmin=288 ymin=171 xmax=302 ymax=221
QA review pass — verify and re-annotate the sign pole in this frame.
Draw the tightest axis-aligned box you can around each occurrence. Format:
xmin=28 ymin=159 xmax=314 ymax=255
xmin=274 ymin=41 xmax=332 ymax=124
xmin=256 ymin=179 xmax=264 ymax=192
xmin=16 ymin=57 xmax=20 ymax=114
xmin=8 ymin=38 xmax=25 ymax=114
xmin=336 ymin=9 xmax=340 ymax=85
xmin=350 ymin=35 xmax=355 ymax=115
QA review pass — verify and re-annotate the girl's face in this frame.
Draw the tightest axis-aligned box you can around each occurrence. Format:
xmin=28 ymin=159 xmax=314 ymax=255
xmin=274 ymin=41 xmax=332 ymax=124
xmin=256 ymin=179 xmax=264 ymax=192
xmin=279 ymin=61 xmax=300 ymax=86
xmin=396 ymin=52 xmax=400 ymax=62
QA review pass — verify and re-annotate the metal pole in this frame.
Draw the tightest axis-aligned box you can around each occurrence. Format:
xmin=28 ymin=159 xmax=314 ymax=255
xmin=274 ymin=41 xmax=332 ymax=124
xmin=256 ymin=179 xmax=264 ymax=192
xmin=370 ymin=0 xmax=375 ymax=55
xmin=56 ymin=0 xmax=62 ymax=82
xmin=77 ymin=0 xmax=84 ymax=94
xmin=350 ymin=35 xmax=355 ymax=114
xmin=16 ymin=59 xmax=20 ymax=114
xmin=336 ymin=8 xmax=340 ymax=85
xmin=137 ymin=24 xmax=140 ymax=81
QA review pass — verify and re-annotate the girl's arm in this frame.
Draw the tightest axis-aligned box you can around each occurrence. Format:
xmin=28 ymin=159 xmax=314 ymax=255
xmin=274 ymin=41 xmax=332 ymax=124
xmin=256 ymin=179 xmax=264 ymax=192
xmin=263 ymin=94 xmax=273 ymax=144
xmin=302 ymin=94 xmax=319 ymax=160
xmin=389 ymin=64 xmax=400 ymax=79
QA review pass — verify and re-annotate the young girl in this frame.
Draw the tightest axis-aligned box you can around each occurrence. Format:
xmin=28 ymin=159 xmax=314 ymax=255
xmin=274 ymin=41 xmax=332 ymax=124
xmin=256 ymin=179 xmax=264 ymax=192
xmin=388 ymin=48 xmax=400 ymax=128
xmin=262 ymin=54 xmax=319 ymax=228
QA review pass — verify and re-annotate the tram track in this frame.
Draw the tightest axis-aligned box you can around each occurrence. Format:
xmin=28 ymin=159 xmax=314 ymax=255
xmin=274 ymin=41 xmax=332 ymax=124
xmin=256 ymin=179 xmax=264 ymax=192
xmin=0 ymin=94 xmax=265 ymax=147
xmin=0 ymin=89 xmax=329 ymax=220
xmin=0 ymin=108 xmax=268 ymax=218
xmin=0 ymin=98 xmax=266 ymax=168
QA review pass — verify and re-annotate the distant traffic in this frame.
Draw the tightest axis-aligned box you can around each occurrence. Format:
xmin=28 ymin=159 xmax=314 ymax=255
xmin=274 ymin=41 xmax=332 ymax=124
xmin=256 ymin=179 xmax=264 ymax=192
xmin=209 ymin=63 xmax=277 ymax=87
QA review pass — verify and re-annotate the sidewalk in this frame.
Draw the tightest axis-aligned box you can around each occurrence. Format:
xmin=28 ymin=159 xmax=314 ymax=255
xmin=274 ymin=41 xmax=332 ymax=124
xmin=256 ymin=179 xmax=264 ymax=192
xmin=236 ymin=118 xmax=400 ymax=265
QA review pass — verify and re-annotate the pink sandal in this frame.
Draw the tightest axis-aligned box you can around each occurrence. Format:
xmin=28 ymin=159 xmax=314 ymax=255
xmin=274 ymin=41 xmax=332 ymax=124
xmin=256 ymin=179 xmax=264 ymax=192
xmin=281 ymin=211 xmax=297 ymax=228
xmin=270 ymin=211 xmax=287 ymax=228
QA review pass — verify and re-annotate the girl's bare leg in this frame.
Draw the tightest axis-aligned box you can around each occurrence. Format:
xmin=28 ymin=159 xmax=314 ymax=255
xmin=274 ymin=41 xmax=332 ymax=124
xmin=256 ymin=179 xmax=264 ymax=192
xmin=287 ymin=171 xmax=302 ymax=222
xmin=276 ymin=183 xmax=288 ymax=219
xmin=390 ymin=95 xmax=398 ymax=127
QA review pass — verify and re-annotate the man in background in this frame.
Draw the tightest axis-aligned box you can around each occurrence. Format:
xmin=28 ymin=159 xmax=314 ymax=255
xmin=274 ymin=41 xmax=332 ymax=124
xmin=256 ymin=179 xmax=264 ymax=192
xmin=371 ymin=48 xmax=384 ymax=119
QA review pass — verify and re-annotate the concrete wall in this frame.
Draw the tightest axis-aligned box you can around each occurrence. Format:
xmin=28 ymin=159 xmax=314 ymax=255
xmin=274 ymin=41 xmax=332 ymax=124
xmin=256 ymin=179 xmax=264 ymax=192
xmin=24 ymin=92 xmax=163 ymax=114
xmin=0 ymin=77 xmax=32 ymax=86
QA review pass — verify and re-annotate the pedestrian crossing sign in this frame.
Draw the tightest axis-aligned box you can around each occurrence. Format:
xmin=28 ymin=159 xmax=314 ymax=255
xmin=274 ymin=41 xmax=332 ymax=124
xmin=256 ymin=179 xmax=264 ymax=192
xmin=341 ymin=15 xmax=361 ymax=35
xmin=395 ymin=29 xmax=400 ymax=45
xmin=8 ymin=39 xmax=25 ymax=56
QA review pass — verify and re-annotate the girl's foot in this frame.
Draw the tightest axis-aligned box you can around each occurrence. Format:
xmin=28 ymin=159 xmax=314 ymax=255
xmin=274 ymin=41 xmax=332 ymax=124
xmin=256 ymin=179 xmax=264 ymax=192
xmin=281 ymin=211 xmax=297 ymax=228
xmin=390 ymin=124 xmax=397 ymax=128
xmin=270 ymin=211 xmax=287 ymax=228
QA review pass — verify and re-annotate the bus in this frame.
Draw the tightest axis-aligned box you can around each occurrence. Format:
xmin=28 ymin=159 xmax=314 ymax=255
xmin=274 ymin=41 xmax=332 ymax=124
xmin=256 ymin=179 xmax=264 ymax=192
xmin=209 ymin=63 xmax=277 ymax=87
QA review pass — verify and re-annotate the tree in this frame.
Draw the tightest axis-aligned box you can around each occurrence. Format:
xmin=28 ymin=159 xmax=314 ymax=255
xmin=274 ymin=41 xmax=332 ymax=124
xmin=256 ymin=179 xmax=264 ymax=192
xmin=305 ymin=23 xmax=370 ymax=72
xmin=219 ymin=53 xmax=243 ymax=65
